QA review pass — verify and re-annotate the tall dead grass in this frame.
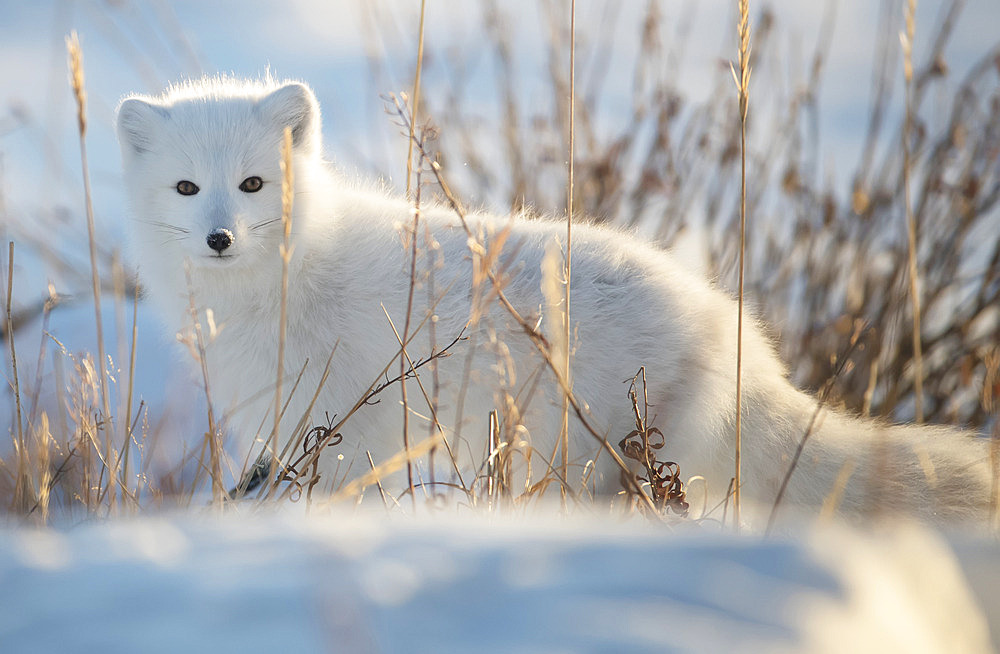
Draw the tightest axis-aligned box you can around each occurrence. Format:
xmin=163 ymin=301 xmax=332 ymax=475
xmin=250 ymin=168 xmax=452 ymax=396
xmin=732 ymin=0 xmax=752 ymax=529
xmin=0 ymin=1 xmax=997 ymax=525
xmin=412 ymin=0 xmax=999 ymax=430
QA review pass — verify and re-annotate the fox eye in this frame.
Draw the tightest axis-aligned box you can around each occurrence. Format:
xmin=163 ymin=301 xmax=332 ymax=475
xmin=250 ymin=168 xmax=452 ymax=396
xmin=239 ymin=176 xmax=263 ymax=193
xmin=176 ymin=180 xmax=199 ymax=196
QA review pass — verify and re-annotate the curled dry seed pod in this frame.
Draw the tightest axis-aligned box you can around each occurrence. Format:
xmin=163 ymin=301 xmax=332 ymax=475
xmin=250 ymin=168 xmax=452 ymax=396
xmin=619 ymin=368 xmax=689 ymax=516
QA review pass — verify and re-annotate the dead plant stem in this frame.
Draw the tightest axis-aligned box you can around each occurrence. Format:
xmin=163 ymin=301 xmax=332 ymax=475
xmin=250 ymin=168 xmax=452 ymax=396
xmin=67 ymin=32 xmax=116 ymax=511
xmin=902 ymin=0 xmax=924 ymax=422
xmin=405 ymin=0 xmax=427 ymax=198
xmin=269 ymin=127 xmax=295 ymax=499
xmin=732 ymin=0 xmax=752 ymax=531
xmin=559 ymin=0 xmax=576 ymax=510
xmin=6 ymin=242 xmax=24 ymax=509
xmin=119 ymin=271 xmax=140 ymax=497
xmin=184 ymin=264 xmax=226 ymax=504
xmin=399 ymin=168 xmax=422 ymax=509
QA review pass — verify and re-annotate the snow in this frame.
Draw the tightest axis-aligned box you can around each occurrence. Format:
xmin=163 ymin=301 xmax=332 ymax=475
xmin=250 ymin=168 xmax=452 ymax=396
xmin=0 ymin=512 xmax=996 ymax=653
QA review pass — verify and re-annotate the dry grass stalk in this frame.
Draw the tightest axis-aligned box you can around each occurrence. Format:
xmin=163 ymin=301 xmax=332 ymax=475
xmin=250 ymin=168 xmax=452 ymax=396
xmin=388 ymin=293 xmax=424 ymax=507
xmin=331 ymin=431 xmax=443 ymax=502
xmin=542 ymin=240 xmax=568 ymax=479
xmin=182 ymin=264 xmax=225 ymax=504
xmin=559 ymin=0 xmax=577 ymax=509
xmin=67 ymin=31 xmax=116 ymax=510
xmin=33 ymin=415 xmax=53 ymax=523
xmin=819 ymin=459 xmax=857 ymax=521
xmin=730 ymin=0 xmax=752 ymax=530
xmin=986 ymin=348 xmax=1000 ymax=530
xmin=423 ymin=220 xmax=444 ymax=497
xmin=6 ymin=242 xmax=27 ymax=512
xmin=901 ymin=0 xmax=924 ymax=422
xmin=367 ymin=450 xmax=392 ymax=509
xmin=6 ymin=244 xmax=24 ymax=466
xmin=397 ymin=145 xmax=428 ymax=509
xmin=486 ymin=409 xmax=500 ymax=509
xmin=401 ymin=2 xmax=433 ymax=506
xmin=992 ymin=416 xmax=1000 ymax=532
xmin=120 ymin=278 xmax=140 ymax=493
xmin=405 ymin=0 xmax=427 ymax=198
xmin=268 ymin=126 xmax=295 ymax=499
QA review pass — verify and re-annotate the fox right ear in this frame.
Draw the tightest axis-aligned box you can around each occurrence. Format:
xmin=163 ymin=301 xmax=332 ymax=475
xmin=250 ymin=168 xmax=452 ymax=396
xmin=116 ymin=98 xmax=167 ymax=155
xmin=257 ymin=82 xmax=321 ymax=155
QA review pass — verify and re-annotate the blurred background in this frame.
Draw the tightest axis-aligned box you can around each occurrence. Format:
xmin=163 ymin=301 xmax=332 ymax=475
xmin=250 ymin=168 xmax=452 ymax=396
xmin=0 ymin=0 xmax=997 ymax=507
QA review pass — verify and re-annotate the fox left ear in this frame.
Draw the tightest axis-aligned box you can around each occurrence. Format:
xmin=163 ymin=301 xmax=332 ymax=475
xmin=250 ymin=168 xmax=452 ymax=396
xmin=257 ymin=82 xmax=321 ymax=155
xmin=116 ymin=97 xmax=169 ymax=156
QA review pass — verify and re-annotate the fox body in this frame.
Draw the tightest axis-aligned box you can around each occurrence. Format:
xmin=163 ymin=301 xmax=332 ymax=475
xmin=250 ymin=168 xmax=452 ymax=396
xmin=116 ymin=78 xmax=989 ymax=522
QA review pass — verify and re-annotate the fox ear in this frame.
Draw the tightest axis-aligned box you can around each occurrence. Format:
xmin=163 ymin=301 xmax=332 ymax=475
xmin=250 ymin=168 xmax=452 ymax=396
xmin=116 ymin=98 xmax=167 ymax=155
xmin=257 ymin=82 xmax=321 ymax=154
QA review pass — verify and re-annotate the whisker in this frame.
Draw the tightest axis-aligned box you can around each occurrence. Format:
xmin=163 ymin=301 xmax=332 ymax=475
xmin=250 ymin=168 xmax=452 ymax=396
xmin=249 ymin=218 xmax=282 ymax=231
xmin=139 ymin=219 xmax=190 ymax=234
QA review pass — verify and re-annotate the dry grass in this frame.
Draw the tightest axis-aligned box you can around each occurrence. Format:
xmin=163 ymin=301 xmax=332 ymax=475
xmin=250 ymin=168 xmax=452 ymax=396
xmin=268 ymin=126 xmax=295 ymax=501
xmin=732 ymin=0 xmax=752 ymax=530
xmin=415 ymin=1 xmax=999 ymax=428
xmin=68 ymin=31 xmax=117 ymax=510
xmin=901 ymin=0 xmax=924 ymax=423
xmin=1 ymin=2 xmax=997 ymax=526
xmin=559 ymin=0 xmax=576 ymax=509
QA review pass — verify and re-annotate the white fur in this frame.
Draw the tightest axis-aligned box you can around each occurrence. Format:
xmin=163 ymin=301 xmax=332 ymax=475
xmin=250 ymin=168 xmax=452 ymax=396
xmin=117 ymin=78 xmax=990 ymax=523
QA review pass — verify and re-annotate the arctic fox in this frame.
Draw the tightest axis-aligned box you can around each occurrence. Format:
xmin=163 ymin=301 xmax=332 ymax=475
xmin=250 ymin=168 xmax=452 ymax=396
xmin=116 ymin=77 xmax=990 ymax=523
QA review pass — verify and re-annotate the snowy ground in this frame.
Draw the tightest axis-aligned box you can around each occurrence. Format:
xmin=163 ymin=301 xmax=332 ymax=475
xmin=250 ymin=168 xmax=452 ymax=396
xmin=1 ymin=511 xmax=997 ymax=653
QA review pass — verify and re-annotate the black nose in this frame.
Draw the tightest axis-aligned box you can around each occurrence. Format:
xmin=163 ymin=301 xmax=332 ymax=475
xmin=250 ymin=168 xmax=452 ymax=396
xmin=207 ymin=228 xmax=234 ymax=253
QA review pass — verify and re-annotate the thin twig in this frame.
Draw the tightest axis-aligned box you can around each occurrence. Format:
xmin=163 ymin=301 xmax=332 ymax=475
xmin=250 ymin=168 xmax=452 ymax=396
xmin=366 ymin=329 xmax=467 ymax=402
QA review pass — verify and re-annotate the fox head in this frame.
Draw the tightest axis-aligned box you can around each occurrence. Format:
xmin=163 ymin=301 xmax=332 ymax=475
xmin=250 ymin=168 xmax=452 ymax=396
xmin=115 ymin=78 xmax=321 ymax=277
